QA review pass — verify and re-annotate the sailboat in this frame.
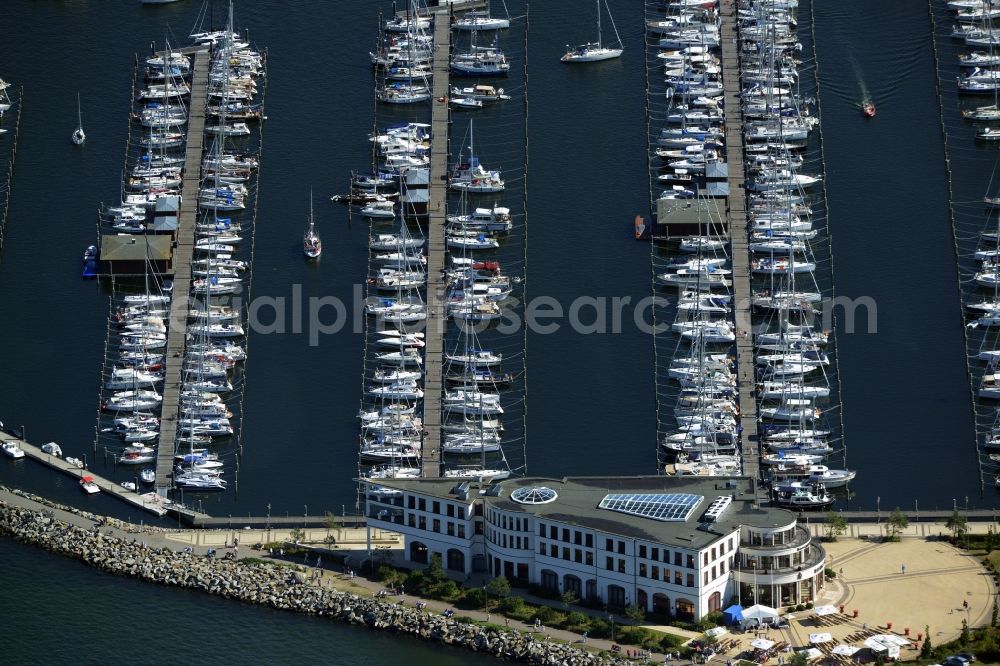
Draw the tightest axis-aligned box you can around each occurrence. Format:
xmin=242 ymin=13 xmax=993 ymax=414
xmin=71 ymin=93 xmax=86 ymax=145
xmin=303 ymin=192 xmax=322 ymax=259
xmin=561 ymin=0 xmax=623 ymax=63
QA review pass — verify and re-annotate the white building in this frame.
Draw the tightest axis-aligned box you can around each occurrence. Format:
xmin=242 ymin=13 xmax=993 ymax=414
xmin=362 ymin=475 xmax=826 ymax=620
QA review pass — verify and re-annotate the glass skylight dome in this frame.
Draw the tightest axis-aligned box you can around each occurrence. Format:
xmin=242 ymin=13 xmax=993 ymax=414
xmin=510 ymin=486 xmax=559 ymax=505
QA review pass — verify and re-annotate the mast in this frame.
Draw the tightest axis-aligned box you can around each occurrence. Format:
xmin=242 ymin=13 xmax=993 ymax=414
xmin=597 ymin=0 xmax=602 ymax=48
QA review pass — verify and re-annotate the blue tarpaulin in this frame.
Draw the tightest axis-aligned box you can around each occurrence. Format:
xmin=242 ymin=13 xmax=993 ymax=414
xmin=723 ymin=605 xmax=743 ymax=625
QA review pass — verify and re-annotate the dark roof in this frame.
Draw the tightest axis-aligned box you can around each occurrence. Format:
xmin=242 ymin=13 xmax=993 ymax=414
xmin=100 ymin=234 xmax=173 ymax=261
xmin=366 ymin=475 xmax=795 ymax=550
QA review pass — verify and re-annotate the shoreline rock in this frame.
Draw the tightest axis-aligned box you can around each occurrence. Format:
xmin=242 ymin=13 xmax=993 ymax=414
xmin=0 ymin=500 xmax=626 ymax=665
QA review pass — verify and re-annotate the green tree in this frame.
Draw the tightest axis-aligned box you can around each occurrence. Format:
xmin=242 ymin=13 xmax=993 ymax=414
xmin=946 ymin=510 xmax=968 ymax=541
xmin=289 ymin=527 xmax=305 ymax=544
xmin=624 ymin=603 xmax=646 ymax=623
xmin=789 ymin=652 xmax=809 ymax=666
xmin=425 ymin=553 xmax=446 ymax=583
xmin=886 ymin=508 xmax=909 ymax=540
xmin=824 ymin=512 xmax=848 ymax=541
xmin=561 ymin=590 xmax=580 ymax=610
xmin=960 ymin=619 xmax=971 ymax=646
xmin=486 ymin=575 xmax=511 ymax=599
xmin=920 ymin=625 xmax=932 ymax=657
xmin=993 ymin=600 xmax=998 ymax=628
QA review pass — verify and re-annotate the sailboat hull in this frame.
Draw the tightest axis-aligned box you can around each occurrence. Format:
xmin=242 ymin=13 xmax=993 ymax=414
xmin=561 ymin=48 xmax=623 ymax=62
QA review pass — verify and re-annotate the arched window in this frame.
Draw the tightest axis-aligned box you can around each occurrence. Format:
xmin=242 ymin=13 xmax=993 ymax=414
xmin=409 ymin=541 xmax=428 ymax=565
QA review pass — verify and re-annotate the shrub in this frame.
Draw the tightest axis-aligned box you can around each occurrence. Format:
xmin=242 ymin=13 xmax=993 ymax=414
xmin=458 ymin=588 xmax=488 ymax=610
xmin=433 ymin=579 xmax=461 ymax=600
xmin=795 ymin=604 xmax=806 ymax=612
xmin=660 ymin=633 xmax=686 ymax=650
xmin=532 ymin=605 xmax=557 ymax=624
xmin=824 ymin=567 xmax=837 ymax=579
xmin=588 ymin=618 xmax=612 ymax=639
xmin=498 ymin=595 xmax=527 ymax=614
xmin=566 ymin=611 xmax=588 ymax=628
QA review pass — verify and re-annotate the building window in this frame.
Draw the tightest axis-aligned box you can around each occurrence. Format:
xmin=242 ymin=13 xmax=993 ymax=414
xmin=418 ymin=517 xmax=426 ymax=530
xmin=652 ymin=547 xmax=659 ymax=561
xmin=447 ymin=522 xmax=455 ymax=537
xmin=704 ymin=572 xmax=709 ymax=585
xmin=711 ymin=565 xmax=716 ymax=579
xmin=639 ymin=563 xmax=647 ymax=578
xmin=674 ymin=552 xmax=682 ymax=566
xmin=447 ymin=504 xmax=455 ymax=518
xmin=575 ymin=531 xmax=582 ymax=545
xmin=540 ymin=543 xmax=547 ymax=556
xmin=719 ymin=560 xmax=725 ymax=575
xmin=575 ymin=549 xmax=583 ymax=563
xmin=585 ymin=534 xmax=593 ymax=548
xmin=618 ymin=541 xmax=625 ymax=555
xmin=563 ymin=547 xmax=570 ymax=561
xmin=458 ymin=525 xmax=466 ymax=539
xmin=408 ymin=496 xmax=415 ymax=509
xmin=457 ymin=507 xmax=466 ymax=520
xmin=473 ymin=503 xmax=483 ymax=517
xmin=703 ymin=552 xmax=709 ymax=566
xmin=408 ymin=514 xmax=416 ymax=528
xmin=606 ymin=538 xmax=614 ymax=551
xmin=516 ymin=536 xmax=521 ymax=549
xmin=606 ymin=556 xmax=614 ymax=570
xmin=550 ymin=526 xmax=558 ymax=539
xmin=502 ymin=534 xmax=507 ymax=548
xmin=618 ymin=560 xmax=626 ymax=574
xmin=652 ymin=565 xmax=659 ymax=580
xmin=687 ymin=574 xmax=695 ymax=587
xmin=687 ymin=554 xmax=695 ymax=569
xmin=639 ymin=545 xmax=647 ymax=559
xmin=475 ymin=521 xmax=484 ymax=535
xmin=432 ymin=519 xmax=440 ymax=533
xmin=433 ymin=501 xmax=440 ymax=515
xmin=502 ymin=515 xmax=507 ymax=530
xmin=711 ymin=547 xmax=716 ymax=560
xmin=538 ymin=523 xmax=545 ymax=537
xmin=585 ymin=552 xmax=594 ymax=566
xmin=561 ymin=528 xmax=568 ymax=542
xmin=418 ymin=498 xmax=426 ymax=511
xmin=524 ymin=538 xmax=531 ymax=550
xmin=674 ymin=571 xmax=682 ymax=585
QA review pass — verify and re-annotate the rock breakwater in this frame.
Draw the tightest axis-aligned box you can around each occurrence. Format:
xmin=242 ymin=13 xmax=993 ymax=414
xmin=0 ymin=499 xmax=625 ymax=665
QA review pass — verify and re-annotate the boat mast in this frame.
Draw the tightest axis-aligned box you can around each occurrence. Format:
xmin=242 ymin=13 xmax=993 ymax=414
xmin=596 ymin=0 xmax=602 ymax=48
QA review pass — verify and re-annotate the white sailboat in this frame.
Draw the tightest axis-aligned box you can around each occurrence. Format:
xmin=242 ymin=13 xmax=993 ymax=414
xmin=71 ymin=93 xmax=86 ymax=145
xmin=303 ymin=191 xmax=322 ymax=259
xmin=561 ymin=0 xmax=623 ymax=63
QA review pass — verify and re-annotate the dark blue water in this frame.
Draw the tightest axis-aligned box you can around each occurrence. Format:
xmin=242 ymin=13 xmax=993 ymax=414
xmin=0 ymin=536 xmax=490 ymax=666
xmin=814 ymin=0 xmax=981 ymax=510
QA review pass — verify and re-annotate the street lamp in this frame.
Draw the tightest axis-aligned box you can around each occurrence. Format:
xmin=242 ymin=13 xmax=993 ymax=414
xmin=266 ymin=503 xmax=271 ymax=530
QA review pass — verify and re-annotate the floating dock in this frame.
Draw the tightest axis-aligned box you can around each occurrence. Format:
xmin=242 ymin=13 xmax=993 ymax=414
xmin=719 ymin=4 xmax=761 ymax=485
xmin=420 ymin=10 xmax=452 ymax=479
xmin=155 ymin=48 xmax=211 ymax=495
xmin=0 ymin=432 xmax=168 ymax=516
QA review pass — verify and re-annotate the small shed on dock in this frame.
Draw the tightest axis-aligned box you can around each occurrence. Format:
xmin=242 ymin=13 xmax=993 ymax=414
xmin=151 ymin=195 xmax=181 ymax=237
xmin=654 ymin=197 xmax=728 ymax=239
xmin=98 ymin=234 xmax=173 ymax=276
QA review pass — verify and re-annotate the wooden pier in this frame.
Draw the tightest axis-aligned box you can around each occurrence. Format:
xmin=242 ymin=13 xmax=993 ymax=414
xmin=0 ymin=432 xmax=168 ymax=516
xmin=420 ymin=11 xmax=451 ymax=479
xmin=155 ymin=49 xmax=211 ymax=495
xmin=719 ymin=5 xmax=761 ymax=486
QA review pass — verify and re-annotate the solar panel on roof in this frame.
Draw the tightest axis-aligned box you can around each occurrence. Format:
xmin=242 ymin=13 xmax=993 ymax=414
xmin=598 ymin=493 xmax=704 ymax=522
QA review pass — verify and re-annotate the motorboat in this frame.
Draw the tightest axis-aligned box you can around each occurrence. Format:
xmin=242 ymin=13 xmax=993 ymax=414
xmin=2 ymin=441 xmax=25 ymax=459
xmin=80 ymin=476 xmax=100 ymax=494
xmin=806 ymin=468 xmax=856 ymax=488
xmin=41 ymin=442 xmax=63 ymax=457
xmin=861 ymin=99 xmax=876 ymax=118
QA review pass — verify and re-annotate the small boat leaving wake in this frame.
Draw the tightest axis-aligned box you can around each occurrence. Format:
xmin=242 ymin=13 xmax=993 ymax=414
xmin=861 ymin=99 xmax=876 ymax=118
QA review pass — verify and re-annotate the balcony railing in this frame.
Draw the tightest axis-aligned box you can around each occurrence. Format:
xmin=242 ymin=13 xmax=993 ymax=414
xmin=733 ymin=543 xmax=825 ymax=576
